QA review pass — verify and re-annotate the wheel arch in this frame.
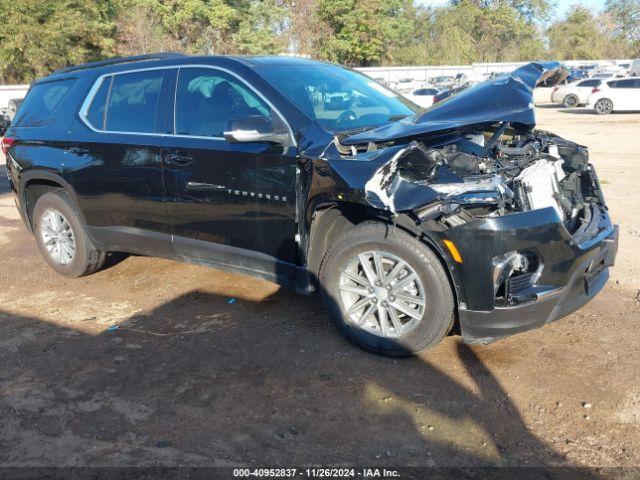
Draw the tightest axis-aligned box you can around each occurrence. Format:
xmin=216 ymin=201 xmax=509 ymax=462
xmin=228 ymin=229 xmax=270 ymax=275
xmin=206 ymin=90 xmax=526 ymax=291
xmin=305 ymin=201 xmax=465 ymax=314
xmin=21 ymin=171 xmax=83 ymax=232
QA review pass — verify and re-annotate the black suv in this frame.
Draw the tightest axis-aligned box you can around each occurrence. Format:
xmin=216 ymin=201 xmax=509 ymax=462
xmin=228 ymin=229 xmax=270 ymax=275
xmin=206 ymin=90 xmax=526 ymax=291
xmin=4 ymin=54 xmax=618 ymax=356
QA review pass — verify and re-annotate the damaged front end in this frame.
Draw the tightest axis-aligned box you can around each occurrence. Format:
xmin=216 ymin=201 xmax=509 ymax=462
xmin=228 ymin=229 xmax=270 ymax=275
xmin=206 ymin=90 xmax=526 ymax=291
xmin=358 ymin=125 xmax=605 ymax=242
xmin=324 ymin=62 xmax=618 ymax=344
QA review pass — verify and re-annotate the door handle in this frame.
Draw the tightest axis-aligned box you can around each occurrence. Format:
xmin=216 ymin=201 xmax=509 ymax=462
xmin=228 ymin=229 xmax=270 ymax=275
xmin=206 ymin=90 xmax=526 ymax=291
xmin=66 ymin=146 xmax=90 ymax=156
xmin=164 ymin=153 xmax=194 ymax=166
xmin=186 ymin=182 xmax=226 ymax=191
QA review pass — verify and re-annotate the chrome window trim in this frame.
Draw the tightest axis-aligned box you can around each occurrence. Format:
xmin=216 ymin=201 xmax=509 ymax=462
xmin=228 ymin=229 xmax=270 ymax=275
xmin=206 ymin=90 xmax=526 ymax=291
xmin=78 ymin=64 xmax=297 ymax=146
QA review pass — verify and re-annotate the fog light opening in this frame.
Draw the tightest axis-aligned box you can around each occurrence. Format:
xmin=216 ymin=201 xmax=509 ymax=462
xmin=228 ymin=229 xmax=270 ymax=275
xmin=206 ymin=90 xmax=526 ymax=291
xmin=493 ymin=251 xmax=539 ymax=306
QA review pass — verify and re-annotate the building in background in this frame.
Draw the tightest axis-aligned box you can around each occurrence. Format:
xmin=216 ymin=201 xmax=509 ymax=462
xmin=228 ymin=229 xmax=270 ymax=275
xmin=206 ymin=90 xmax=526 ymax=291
xmin=0 ymin=85 xmax=30 ymax=117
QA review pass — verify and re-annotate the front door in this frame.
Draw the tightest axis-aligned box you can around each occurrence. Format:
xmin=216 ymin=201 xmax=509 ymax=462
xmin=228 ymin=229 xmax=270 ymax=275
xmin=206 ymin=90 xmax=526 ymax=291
xmin=161 ymin=66 xmax=298 ymax=281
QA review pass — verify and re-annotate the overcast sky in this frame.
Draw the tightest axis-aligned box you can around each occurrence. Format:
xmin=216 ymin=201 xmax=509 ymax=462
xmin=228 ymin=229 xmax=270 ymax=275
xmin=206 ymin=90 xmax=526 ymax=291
xmin=417 ymin=0 xmax=607 ymax=19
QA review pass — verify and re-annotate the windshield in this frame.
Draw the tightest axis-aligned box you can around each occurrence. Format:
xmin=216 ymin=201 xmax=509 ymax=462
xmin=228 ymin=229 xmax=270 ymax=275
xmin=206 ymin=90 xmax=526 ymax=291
xmin=256 ymin=64 xmax=417 ymax=133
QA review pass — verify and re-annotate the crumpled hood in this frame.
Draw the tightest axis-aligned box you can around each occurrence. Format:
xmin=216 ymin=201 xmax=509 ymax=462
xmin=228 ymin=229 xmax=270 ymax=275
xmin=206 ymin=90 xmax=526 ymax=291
xmin=342 ymin=62 xmax=568 ymax=146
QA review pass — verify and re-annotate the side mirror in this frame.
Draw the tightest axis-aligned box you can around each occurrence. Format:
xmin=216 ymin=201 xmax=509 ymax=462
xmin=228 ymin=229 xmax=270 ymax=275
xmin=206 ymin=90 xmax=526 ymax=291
xmin=223 ymin=115 xmax=290 ymax=145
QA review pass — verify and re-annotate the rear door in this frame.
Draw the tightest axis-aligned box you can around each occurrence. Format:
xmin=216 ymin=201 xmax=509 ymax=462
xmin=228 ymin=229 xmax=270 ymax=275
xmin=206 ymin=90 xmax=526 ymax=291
xmin=72 ymin=68 xmax=172 ymax=255
xmin=160 ymin=66 xmax=298 ymax=281
xmin=608 ymin=79 xmax=637 ymax=110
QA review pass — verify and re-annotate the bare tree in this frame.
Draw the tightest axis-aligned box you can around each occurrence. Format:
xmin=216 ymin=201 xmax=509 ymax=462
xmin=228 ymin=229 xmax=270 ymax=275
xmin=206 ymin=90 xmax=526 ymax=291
xmin=116 ymin=4 xmax=181 ymax=56
xmin=285 ymin=0 xmax=331 ymax=57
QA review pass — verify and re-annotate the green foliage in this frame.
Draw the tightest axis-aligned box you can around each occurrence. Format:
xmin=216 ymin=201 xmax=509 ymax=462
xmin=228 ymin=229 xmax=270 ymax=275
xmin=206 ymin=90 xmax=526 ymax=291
xmin=0 ymin=0 xmax=116 ymax=83
xmin=118 ymin=0 xmax=238 ymax=53
xmin=0 ymin=0 xmax=637 ymax=83
xmin=428 ymin=0 xmax=545 ymax=64
xmin=232 ymin=0 xmax=287 ymax=55
xmin=605 ymin=0 xmax=640 ymax=56
xmin=547 ymin=6 xmax=606 ymax=60
xmin=317 ymin=0 xmax=388 ymax=65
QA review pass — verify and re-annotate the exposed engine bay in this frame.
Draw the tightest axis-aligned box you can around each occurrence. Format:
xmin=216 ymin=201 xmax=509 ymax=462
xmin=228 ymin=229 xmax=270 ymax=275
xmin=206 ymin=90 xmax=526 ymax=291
xmin=343 ymin=122 xmax=606 ymax=241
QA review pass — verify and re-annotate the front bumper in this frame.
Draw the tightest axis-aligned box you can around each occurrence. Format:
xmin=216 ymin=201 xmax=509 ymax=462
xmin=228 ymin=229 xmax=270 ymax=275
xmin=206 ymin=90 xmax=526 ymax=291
xmin=437 ymin=205 xmax=618 ymax=344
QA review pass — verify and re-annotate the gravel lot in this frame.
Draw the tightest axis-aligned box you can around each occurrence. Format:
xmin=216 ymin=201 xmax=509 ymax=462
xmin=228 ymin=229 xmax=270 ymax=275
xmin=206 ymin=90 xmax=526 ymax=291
xmin=0 ymin=99 xmax=639 ymax=471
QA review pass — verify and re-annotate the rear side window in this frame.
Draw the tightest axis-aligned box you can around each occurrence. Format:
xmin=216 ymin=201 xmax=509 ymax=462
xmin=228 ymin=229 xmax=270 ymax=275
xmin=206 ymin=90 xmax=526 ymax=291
xmin=84 ymin=70 xmax=164 ymax=133
xmin=106 ymin=70 xmax=164 ymax=133
xmin=578 ymin=80 xmax=600 ymax=87
xmin=610 ymin=79 xmax=635 ymax=89
xmin=13 ymin=79 xmax=76 ymax=127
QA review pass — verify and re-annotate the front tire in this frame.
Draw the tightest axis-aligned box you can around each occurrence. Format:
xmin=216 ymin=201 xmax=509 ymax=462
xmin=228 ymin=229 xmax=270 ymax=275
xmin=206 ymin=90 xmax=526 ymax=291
xmin=33 ymin=191 xmax=106 ymax=277
xmin=319 ymin=223 xmax=454 ymax=356
xmin=594 ymin=98 xmax=613 ymax=115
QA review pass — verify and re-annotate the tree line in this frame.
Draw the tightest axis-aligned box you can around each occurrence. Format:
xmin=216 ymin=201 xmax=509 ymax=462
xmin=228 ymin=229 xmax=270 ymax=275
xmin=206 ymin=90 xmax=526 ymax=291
xmin=0 ymin=0 xmax=638 ymax=83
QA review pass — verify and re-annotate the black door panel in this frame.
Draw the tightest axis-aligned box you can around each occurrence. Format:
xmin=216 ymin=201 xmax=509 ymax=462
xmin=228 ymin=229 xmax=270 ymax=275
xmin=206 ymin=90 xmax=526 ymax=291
xmin=68 ymin=69 xmax=170 ymax=247
xmin=162 ymin=138 xmax=297 ymax=267
xmin=66 ymin=141 xmax=167 ymax=235
xmin=161 ymin=66 xmax=298 ymax=276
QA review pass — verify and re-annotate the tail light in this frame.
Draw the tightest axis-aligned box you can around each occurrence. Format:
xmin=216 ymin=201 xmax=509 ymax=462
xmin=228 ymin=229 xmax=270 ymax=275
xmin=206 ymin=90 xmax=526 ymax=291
xmin=592 ymin=87 xmax=600 ymax=94
xmin=552 ymin=86 xmax=560 ymax=92
xmin=1 ymin=136 xmax=15 ymax=155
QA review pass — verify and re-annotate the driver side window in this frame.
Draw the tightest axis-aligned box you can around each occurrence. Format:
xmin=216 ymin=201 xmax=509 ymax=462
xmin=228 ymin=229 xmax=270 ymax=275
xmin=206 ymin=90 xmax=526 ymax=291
xmin=174 ymin=67 xmax=272 ymax=137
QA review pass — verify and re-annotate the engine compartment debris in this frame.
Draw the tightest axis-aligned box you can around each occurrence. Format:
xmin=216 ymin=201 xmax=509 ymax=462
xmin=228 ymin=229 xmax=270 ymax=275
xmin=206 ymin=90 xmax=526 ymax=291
xmin=343 ymin=121 xmax=604 ymax=240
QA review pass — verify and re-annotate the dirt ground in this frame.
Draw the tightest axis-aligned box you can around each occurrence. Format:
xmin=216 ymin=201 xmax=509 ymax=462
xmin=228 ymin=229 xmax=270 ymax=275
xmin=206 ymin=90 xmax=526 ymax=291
xmin=0 ymin=98 xmax=639 ymax=472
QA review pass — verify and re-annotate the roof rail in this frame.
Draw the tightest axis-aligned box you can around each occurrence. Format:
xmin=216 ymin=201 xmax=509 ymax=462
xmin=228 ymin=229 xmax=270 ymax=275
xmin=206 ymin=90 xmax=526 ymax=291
xmin=53 ymin=52 xmax=187 ymax=75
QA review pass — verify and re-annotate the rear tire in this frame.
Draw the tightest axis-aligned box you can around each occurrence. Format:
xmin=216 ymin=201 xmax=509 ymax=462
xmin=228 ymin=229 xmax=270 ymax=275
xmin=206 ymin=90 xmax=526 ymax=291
xmin=594 ymin=98 xmax=613 ymax=115
xmin=562 ymin=94 xmax=579 ymax=108
xmin=33 ymin=191 xmax=106 ymax=277
xmin=319 ymin=222 xmax=454 ymax=357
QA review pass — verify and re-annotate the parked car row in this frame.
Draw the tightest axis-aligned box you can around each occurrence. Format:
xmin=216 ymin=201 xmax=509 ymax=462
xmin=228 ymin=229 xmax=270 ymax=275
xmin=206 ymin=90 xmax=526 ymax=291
xmin=566 ymin=60 xmax=639 ymax=82
xmin=388 ymin=71 xmax=505 ymax=101
xmin=551 ymin=77 xmax=640 ymax=114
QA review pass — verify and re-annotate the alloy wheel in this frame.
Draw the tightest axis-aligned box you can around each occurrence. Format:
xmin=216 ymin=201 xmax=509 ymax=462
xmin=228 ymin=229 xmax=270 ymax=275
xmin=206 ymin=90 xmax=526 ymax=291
xmin=595 ymin=99 xmax=613 ymax=114
xmin=40 ymin=208 xmax=76 ymax=265
xmin=563 ymin=95 xmax=578 ymax=108
xmin=339 ymin=251 xmax=426 ymax=338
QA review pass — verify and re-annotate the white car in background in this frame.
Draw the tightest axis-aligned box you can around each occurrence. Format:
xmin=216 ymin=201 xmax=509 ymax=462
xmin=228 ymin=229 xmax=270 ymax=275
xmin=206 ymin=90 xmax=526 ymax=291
xmin=587 ymin=77 xmax=640 ymax=114
xmin=405 ymin=87 xmax=441 ymax=108
xmin=590 ymin=72 xmax=622 ymax=80
xmin=551 ymin=78 xmax=602 ymax=107
xmin=591 ymin=64 xmax=626 ymax=78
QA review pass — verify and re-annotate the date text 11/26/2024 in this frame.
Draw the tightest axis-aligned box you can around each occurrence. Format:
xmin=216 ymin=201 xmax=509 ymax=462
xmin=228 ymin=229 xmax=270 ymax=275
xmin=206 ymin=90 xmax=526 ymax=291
xmin=233 ymin=468 xmax=400 ymax=478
